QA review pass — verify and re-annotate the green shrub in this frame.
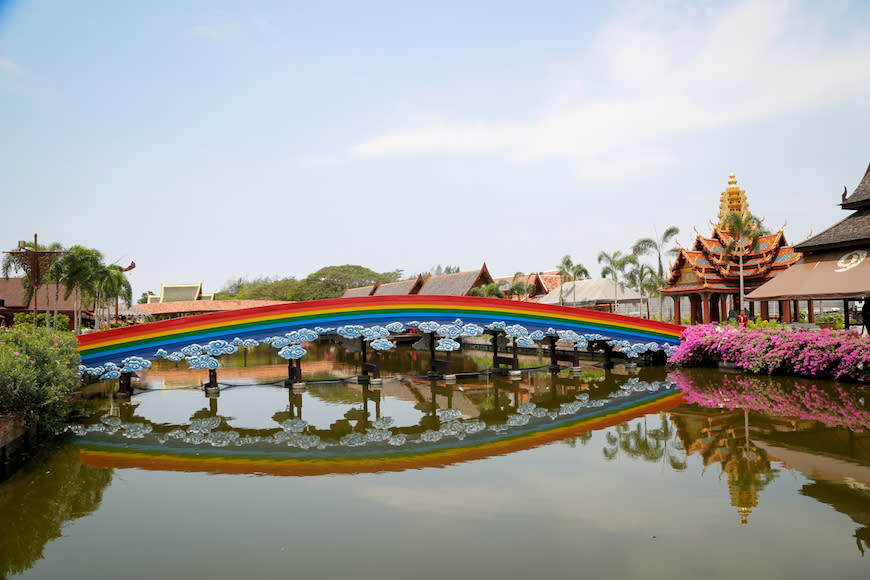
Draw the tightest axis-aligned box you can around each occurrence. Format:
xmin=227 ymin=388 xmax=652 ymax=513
xmin=13 ymin=312 xmax=71 ymax=331
xmin=0 ymin=326 xmax=80 ymax=432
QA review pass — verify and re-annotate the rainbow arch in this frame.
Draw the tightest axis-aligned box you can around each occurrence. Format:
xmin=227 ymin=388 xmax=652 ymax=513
xmin=77 ymin=295 xmax=684 ymax=367
xmin=77 ymin=387 xmax=685 ymax=477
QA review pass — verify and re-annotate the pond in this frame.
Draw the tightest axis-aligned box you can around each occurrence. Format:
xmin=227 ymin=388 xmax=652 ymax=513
xmin=2 ymin=343 xmax=869 ymax=579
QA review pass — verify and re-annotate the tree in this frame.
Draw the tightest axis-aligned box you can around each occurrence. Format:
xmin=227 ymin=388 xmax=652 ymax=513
xmin=633 ymin=226 xmax=680 ymax=320
xmin=468 ymin=283 xmax=504 ymax=298
xmin=557 ymin=255 xmax=590 ymax=306
xmin=56 ymin=246 xmax=104 ymax=334
xmin=720 ymin=212 xmax=767 ymax=313
xmin=292 ymin=265 xmax=402 ymax=301
xmin=597 ymin=250 xmax=637 ymax=312
xmin=626 ymin=263 xmax=656 ymax=318
xmin=97 ymin=264 xmax=133 ymax=325
xmin=506 ymin=272 xmax=530 ymax=300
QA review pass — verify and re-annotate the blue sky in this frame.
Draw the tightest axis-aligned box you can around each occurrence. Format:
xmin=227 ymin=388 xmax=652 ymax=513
xmin=2 ymin=0 xmax=869 ymax=298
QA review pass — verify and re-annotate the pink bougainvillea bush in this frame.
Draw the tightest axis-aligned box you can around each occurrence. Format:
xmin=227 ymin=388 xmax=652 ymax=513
xmin=671 ymin=371 xmax=870 ymax=432
xmin=669 ymin=324 xmax=870 ymax=383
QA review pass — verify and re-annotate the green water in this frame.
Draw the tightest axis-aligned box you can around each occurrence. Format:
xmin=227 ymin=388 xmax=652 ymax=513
xmin=2 ymin=344 xmax=869 ymax=579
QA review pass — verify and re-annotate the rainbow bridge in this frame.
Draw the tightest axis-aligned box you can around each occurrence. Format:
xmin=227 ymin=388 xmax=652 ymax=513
xmin=77 ymin=295 xmax=684 ymax=375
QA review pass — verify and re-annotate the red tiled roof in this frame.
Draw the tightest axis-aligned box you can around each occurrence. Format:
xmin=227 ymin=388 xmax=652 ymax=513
xmin=134 ymin=300 xmax=290 ymax=316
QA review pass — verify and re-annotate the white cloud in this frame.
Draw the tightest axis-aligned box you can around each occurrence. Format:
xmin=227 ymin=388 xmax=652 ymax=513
xmin=0 ymin=57 xmax=23 ymax=75
xmin=349 ymin=0 xmax=870 ymax=176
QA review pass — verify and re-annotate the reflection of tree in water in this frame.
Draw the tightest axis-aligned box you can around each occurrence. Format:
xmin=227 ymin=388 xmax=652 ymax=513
xmin=603 ymin=415 xmax=687 ymax=471
xmin=0 ymin=441 xmax=112 ymax=577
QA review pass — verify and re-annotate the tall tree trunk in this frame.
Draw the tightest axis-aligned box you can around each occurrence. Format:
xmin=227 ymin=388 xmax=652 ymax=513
xmin=739 ymin=255 xmax=745 ymax=313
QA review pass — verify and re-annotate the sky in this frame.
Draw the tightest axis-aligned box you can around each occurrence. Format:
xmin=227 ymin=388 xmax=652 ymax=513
xmin=2 ymin=0 xmax=869 ymax=299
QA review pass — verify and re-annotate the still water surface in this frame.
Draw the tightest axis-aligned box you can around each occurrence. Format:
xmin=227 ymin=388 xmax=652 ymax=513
xmin=2 ymin=343 xmax=869 ymax=579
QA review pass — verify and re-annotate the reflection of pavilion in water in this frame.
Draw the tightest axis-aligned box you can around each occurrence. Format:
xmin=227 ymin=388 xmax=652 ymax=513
xmin=669 ymin=372 xmax=870 ymax=553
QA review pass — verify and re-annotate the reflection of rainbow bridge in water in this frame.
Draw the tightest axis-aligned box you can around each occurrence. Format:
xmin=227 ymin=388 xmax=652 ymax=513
xmin=77 ymin=295 xmax=684 ymax=367
xmin=76 ymin=385 xmax=684 ymax=477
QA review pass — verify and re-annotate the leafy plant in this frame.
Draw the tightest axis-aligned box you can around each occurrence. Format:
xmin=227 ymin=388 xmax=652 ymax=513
xmin=0 ymin=326 xmax=80 ymax=431
xmin=13 ymin=313 xmax=70 ymax=331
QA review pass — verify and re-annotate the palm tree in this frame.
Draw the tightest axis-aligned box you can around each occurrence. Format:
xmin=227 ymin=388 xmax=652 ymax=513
xmin=721 ymin=212 xmax=767 ymax=313
xmin=57 ymin=246 xmax=104 ymax=334
xmin=99 ymin=264 xmax=133 ymax=325
xmin=558 ymin=255 xmax=590 ymax=306
xmin=633 ymin=226 xmax=680 ymax=320
xmin=597 ymin=250 xmax=637 ymax=313
xmin=626 ymin=263 xmax=655 ymax=318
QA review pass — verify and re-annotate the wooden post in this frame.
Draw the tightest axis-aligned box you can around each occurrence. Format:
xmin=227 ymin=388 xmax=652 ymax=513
xmin=673 ymin=296 xmax=681 ymax=325
xmin=807 ymin=299 xmax=815 ymax=323
xmin=719 ymin=294 xmax=728 ymax=322
xmin=511 ymin=338 xmax=519 ymax=370
xmin=548 ymin=336 xmax=558 ymax=371
xmin=702 ymin=293 xmax=712 ymax=324
xmin=760 ymin=301 xmax=769 ymax=321
xmin=780 ymin=300 xmax=792 ymax=324
xmin=490 ymin=332 xmax=499 ymax=369
xmin=844 ymin=299 xmax=851 ymax=329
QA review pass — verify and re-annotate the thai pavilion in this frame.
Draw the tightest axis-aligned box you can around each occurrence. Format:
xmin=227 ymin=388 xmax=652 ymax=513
xmin=660 ymin=174 xmax=802 ymax=324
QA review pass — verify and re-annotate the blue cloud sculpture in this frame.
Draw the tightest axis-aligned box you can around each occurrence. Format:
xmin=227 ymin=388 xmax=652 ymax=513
xmin=100 ymin=370 xmax=121 ymax=380
xmin=203 ymin=340 xmax=237 ymax=356
xmin=181 ymin=344 xmax=203 ymax=356
xmin=337 ymin=325 xmax=363 ymax=339
xmin=85 ymin=365 xmax=105 ymax=377
xmin=417 ymin=321 xmax=440 ymax=334
xmin=486 ymin=321 xmax=506 ymax=331
xmin=460 ymin=323 xmax=484 ymax=337
xmin=154 ymin=348 xmax=169 ymax=359
xmin=575 ymin=339 xmax=589 ymax=350
xmin=435 ymin=338 xmax=461 ymax=352
xmin=529 ymin=330 xmax=546 ymax=341
xmin=271 ymin=337 xmax=293 ymax=348
xmin=385 ymin=321 xmax=405 ymax=333
xmin=278 ymin=345 xmax=307 ymax=360
xmin=505 ymin=324 xmax=529 ymax=338
xmin=231 ymin=337 xmax=245 ymax=346
xmin=362 ymin=326 xmax=390 ymax=341
xmin=557 ymin=330 xmax=580 ymax=343
xmin=452 ymin=318 xmax=464 ymax=327
xmin=405 ymin=320 xmax=420 ymax=328
xmin=370 ymin=338 xmax=395 ymax=351
xmin=436 ymin=324 xmax=462 ymax=339
xmin=242 ymin=339 xmax=259 ymax=348
xmin=121 ymin=356 xmax=152 ymax=373
xmin=187 ymin=355 xmax=221 ymax=370
xmin=165 ymin=351 xmax=185 ymax=362
xmin=515 ymin=336 xmax=535 ymax=347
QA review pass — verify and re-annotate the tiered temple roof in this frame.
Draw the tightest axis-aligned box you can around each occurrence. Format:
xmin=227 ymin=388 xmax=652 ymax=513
xmin=662 ymin=175 xmax=801 ymax=297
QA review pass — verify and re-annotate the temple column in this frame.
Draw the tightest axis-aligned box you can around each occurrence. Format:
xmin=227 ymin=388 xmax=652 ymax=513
xmin=807 ymin=299 xmax=815 ymax=323
xmin=780 ymin=300 xmax=792 ymax=324
xmin=691 ymin=295 xmax=701 ymax=325
xmin=792 ymin=300 xmax=800 ymax=321
xmin=702 ymin=293 xmax=712 ymax=324
xmin=760 ymin=301 xmax=769 ymax=321
xmin=719 ymin=294 xmax=728 ymax=322
xmin=673 ymin=296 xmax=681 ymax=325
xmin=749 ymin=300 xmax=755 ymax=319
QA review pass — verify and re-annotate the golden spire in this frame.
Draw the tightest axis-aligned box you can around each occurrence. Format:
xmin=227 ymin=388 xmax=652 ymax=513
xmin=717 ymin=173 xmax=750 ymax=231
